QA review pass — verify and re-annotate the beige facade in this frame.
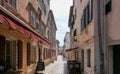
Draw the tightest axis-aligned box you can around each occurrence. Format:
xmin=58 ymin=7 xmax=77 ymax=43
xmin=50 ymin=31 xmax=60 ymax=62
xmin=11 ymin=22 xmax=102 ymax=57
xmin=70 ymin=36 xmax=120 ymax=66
xmin=68 ymin=0 xmax=120 ymax=74
xmin=64 ymin=32 xmax=70 ymax=58
xmin=105 ymin=0 xmax=120 ymax=74
xmin=68 ymin=0 xmax=102 ymax=74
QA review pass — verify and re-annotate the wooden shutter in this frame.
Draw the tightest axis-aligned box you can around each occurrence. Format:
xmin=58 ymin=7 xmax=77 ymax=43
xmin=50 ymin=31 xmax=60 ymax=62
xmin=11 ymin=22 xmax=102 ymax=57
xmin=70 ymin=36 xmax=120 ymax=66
xmin=0 ymin=35 xmax=5 ymax=62
xmin=11 ymin=41 xmax=17 ymax=70
xmin=27 ymin=43 xmax=31 ymax=66
xmin=17 ymin=40 xmax=23 ymax=69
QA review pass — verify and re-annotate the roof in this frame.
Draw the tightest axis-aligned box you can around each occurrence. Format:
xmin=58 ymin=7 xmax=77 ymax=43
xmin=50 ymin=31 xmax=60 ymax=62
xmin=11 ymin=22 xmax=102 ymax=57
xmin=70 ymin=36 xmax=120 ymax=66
xmin=49 ymin=10 xmax=57 ymax=31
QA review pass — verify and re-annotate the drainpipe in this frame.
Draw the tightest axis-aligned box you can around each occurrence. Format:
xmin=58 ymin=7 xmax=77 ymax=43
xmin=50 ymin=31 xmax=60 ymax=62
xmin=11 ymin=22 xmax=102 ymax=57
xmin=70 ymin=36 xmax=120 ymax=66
xmin=97 ymin=0 xmax=106 ymax=74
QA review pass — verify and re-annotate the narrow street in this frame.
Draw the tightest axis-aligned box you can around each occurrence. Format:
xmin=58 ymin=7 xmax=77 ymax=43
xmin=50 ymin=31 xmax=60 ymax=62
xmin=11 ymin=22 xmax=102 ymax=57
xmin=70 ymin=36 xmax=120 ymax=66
xmin=44 ymin=55 xmax=68 ymax=74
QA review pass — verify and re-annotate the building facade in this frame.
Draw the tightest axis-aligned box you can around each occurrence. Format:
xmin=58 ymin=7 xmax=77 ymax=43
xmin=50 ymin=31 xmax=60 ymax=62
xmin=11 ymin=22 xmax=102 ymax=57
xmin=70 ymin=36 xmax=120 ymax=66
xmin=47 ymin=10 xmax=57 ymax=63
xmin=0 ymin=0 xmax=56 ymax=74
xmin=67 ymin=4 xmax=80 ymax=61
xmin=63 ymin=32 xmax=70 ymax=59
xmin=68 ymin=0 xmax=105 ymax=74
xmin=105 ymin=0 xmax=120 ymax=74
xmin=55 ymin=40 xmax=59 ymax=57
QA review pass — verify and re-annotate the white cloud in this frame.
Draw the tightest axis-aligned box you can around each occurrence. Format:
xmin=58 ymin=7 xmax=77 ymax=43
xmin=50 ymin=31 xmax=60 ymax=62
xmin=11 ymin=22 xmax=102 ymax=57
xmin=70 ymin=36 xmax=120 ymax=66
xmin=50 ymin=0 xmax=72 ymax=46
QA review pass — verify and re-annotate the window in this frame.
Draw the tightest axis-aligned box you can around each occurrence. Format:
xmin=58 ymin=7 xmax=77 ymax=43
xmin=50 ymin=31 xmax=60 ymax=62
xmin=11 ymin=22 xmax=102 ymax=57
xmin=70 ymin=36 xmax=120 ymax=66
xmin=30 ymin=8 xmax=36 ymax=28
xmin=75 ymin=8 xmax=77 ymax=19
xmin=81 ymin=8 xmax=87 ymax=31
xmin=81 ymin=50 xmax=84 ymax=71
xmin=0 ymin=36 xmax=5 ymax=63
xmin=87 ymin=49 xmax=91 ymax=67
xmin=80 ymin=0 xmax=82 ymax=3
xmin=48 ymin=31 xmax=50 ymax=40
xmin=43 ymin=48 xmax=45 ymax=59
xmin=38 ymin=0 xmax=46 ymax=15
xmin=81 ymin=14 xmax=84 ymax=31
xmin=18 ymin=40 xmax=23 ymax=69
xmin=31 ymin=46 xmax=36 ymax=63
xmin=84 ymin=8 xmax=87 ymax=28
xmin=105 ymin=0 xmax=111 ymax=15
xmin=74 ymin=29 xmax=77 ymax=36
xmin=7 ymin=0 xmax=17 ymax=9
xmin=88 ymin=0 xmax=93 ymax=22
xmin=27 ymin=43 xmax=31 ymax=66
xmin=36 ymin=16 xmax=40 ymax=30
xmin=73 ymin=0 xmax=75 ymax=6
xmin=80 ymin=0 xmax=93 ymax=31
xmin=5 ymin=40 xmax=11 ymax=67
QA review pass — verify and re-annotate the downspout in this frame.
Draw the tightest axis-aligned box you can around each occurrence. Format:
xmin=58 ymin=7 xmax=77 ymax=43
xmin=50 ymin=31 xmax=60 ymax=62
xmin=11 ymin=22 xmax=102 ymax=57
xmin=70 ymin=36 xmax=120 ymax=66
xmin=97 ymin=0 xmax=106 ymax=74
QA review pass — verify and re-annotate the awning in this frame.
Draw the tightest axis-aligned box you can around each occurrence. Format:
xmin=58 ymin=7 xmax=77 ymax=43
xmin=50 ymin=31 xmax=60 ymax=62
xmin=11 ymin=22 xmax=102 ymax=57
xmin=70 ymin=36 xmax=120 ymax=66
xmin=66 ymin=47 xmax=79 ymax=52
xmin=0 ymin=14 xmax=51 ymax=46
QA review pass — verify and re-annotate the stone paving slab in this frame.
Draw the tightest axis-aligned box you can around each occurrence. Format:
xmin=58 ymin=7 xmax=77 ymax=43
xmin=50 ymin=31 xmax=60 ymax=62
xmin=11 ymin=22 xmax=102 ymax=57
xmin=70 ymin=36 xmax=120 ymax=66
xmin=44 ymin=55 xmax=68 ymax=74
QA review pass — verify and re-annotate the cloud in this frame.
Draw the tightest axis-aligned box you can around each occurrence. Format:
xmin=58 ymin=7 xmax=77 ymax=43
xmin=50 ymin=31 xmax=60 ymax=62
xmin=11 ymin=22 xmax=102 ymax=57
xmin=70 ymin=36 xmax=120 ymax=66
xmin=50 ymin=0 xmax=72 ymax=46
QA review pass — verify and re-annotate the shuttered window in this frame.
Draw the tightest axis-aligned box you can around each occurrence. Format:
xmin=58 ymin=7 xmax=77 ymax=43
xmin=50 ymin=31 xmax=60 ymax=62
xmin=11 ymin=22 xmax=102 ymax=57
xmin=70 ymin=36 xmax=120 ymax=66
xmin=27 ymin=43 xmax=31 ymax=66
xmin=88 ymin=0 xmax=93 ymax=22
xmin=5 ymin=40 xmax=11 ymax=67
xmin=17 ymin=40 xmax=23 ymax=69
xmin=80 ymin=0 xmax=93 ymax=31
xmin=0 ymin=36 xmax=5 ymax=62
xmin=7 ymin=0 xmax=17 ymax=9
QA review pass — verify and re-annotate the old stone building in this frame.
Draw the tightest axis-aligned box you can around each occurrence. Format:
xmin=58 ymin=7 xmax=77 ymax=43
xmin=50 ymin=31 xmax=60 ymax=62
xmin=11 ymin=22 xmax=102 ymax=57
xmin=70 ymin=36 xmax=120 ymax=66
xmin=46 ymin=10 xmax=57 ymax=63
xmin=67 ymin=0 xmax=105 ymax=74
xmin=63 ymin=32 xmax=71 ymax=59
xmin=0 ymin=0 xmax=57 ymax=74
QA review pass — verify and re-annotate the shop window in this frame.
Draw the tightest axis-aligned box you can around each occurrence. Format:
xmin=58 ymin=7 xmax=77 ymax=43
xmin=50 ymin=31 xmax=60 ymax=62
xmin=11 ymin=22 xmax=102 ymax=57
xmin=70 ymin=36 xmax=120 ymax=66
xmin=7 ymin=0 xmax=17 ymax=9
xmin=17 ymin=40 xmax=23 ymax=69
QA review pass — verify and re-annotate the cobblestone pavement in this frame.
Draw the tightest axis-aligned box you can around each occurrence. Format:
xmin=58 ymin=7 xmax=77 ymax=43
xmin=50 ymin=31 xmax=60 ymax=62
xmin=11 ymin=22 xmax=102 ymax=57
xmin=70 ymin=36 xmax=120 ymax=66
xmin=44 ymin=55 xmax=68 ymax=74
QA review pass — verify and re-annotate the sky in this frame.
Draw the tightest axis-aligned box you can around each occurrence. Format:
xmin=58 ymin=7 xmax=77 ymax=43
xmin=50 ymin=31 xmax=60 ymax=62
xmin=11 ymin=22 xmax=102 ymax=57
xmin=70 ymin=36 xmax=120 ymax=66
xmin=50 ymin=0 xmax=73 ymax=46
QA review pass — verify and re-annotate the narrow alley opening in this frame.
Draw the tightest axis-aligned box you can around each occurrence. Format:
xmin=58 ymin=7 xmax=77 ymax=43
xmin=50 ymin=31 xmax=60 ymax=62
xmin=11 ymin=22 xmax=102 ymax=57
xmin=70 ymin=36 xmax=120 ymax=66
xmin=44 ymin=55 xmax=68 ymax=74
xmin=0 ymin=0 xmax=117 ymax=74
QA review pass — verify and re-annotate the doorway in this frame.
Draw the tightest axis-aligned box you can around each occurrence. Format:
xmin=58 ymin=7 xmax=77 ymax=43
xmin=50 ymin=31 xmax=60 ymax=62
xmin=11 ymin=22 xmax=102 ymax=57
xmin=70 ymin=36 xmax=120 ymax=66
xmin=5 ymin=40 xmax=11 ymax=68
xmin=113 ymin=45 xmax=120 ymax=74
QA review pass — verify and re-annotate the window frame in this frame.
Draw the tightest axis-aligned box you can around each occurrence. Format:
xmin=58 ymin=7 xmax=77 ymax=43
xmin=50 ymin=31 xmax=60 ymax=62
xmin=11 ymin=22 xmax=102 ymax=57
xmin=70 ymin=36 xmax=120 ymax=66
xmin=7 ymin=0 xmax=18 ymax=10
xmin=87 ymin=49 xmax=91 ymax=67
xmin=30 ymin=8 xmax=36 ymax=28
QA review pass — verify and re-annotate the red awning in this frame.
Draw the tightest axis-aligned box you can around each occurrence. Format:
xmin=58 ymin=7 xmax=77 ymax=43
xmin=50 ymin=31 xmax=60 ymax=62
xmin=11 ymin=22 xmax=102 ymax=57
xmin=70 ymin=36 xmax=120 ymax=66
xmin=66 ymin=47 xmax=79 ymax=52
xmin=0 ymin=14 xmax=50 ymax=46
xmin=0 ymin=15 xmax=5 ymax=23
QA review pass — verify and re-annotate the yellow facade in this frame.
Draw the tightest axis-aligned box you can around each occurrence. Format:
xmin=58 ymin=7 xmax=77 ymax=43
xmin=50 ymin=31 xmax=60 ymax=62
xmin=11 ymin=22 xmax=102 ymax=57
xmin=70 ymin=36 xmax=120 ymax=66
xmin=0 ymin=0 xmax=53 ymax=74
xmin=0 ymin=23 xmax=39 ymax=73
